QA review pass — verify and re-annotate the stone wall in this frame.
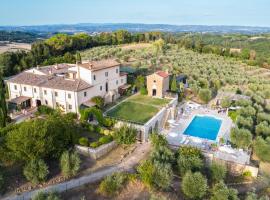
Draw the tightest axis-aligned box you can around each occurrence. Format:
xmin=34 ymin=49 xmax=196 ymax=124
xmin=75 ymin=141 xmax=117 ymax=159
xmin=203 ymin=151 xmax=259 ymax=177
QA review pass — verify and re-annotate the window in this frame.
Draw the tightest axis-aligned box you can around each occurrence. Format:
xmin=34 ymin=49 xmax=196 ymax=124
xmin=14 ymin=85 xmax=17 ymax=90
xmin=100 ymin=86 xmax=102 ymax=91
xmin=84 ymin=91 xmax=87 ymax=97
xmin=44 ymin=90 xmax=47 ymax=95
xmin=68 ymin=93 xmax=71 ymax=99
xmin=116 ymin=68 xmax=119 ymax=73
xmin=34 ymin=88 xmax=37 ymax=93
xmin=45 ymin=100 xmax=48 ymax=105
xmin=105 ymin=72 xmax=108 ymax=77
xmin=93 ymin=75 xmax=96 ymax=80
xmin=55 ymin=92 xmax=58 ymax=97
xmin=24 ymin=86 xmax=27 ymax=91
xmin=68 ymin=104 xmax=72 ymax=110
xmin=116 ymin=80 xmax=118 ymax=85
xmin=121 ymin=79 xmax=123 ymax=83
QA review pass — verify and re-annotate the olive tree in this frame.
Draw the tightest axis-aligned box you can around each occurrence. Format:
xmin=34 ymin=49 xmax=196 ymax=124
xmin=230 ymin=128 xmax=252 ymax=149
xmin=181 ymin=171 xmax=208 ymax=199
xmin=210 ymin=162 xmax=227 ymax=183
xmin=210 ymin=181 xmax=239 ymax=200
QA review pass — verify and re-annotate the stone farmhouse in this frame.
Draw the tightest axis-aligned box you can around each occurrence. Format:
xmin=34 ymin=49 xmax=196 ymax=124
xmin=6 ymin=59 xmax=127 ymax=113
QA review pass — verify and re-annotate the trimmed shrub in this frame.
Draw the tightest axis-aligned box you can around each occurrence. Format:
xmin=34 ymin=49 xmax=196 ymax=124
xmin=89 ymin=141 xmax=101 ymax=148
xmin=60 ymin=151 xmax=81 ymax=178
xmin=99 ymin=135 xmax=113 ymax=145
xmin=79 ymin=137 xmax=89 ymax=147
xmin=23 ymin=159 xmax=49 ymax=185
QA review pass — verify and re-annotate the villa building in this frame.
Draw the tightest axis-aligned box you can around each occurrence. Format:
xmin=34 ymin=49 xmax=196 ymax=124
xmin=6 ymin=59 xmax=127 ymax=113
xmin=146 ymin=71 xmax=170 ymax=98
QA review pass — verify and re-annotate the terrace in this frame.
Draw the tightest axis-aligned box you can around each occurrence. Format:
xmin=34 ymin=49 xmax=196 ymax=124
xmin=105 ymin=94 xmax=170 ymax=125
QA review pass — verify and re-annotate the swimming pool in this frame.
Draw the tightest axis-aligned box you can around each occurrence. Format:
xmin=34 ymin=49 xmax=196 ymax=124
xmin=183 ymin=115 xmax=222 ymax=141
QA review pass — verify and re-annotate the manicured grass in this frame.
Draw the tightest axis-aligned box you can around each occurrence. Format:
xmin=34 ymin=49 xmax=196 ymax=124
xmin=106 ymin=101 xmax=160 ymax=124
xmin=128 ymin=95 xmax=170 ymax=107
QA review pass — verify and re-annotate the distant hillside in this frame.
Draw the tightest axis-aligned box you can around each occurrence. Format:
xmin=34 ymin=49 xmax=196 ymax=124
xmin=1 ymin=23 xmax=270 ymax=34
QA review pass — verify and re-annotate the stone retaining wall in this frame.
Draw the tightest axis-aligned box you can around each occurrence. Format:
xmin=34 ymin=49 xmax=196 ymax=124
xmin=75 ymin=141 xmax=117 ymax=159
xmin=204 ymin=151 xmax=258 ymax=177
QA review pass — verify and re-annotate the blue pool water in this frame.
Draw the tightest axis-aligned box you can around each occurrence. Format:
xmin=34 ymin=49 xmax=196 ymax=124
xmin=183 ymin=115 xmax=222 ymax=141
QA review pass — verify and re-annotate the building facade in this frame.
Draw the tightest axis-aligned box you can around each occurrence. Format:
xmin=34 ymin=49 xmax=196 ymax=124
xmin=146 ymin=71 xmax=170 ymax=98
xmin=6 ymin=59 xmax=127 ymax=113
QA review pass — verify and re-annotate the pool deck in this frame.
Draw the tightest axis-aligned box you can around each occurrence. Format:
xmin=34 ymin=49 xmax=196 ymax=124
xmin=164 ymin=105 xmax=233 ymax=148
xmin=163 ymin=102 xmax=251 ymax=165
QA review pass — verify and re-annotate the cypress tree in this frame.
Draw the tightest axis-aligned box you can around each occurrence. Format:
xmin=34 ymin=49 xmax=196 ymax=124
xmin=170 ymin=75 xmax=178 ymax=92
xmin=0 ymin=75 xmax=7 ymax=128
xmin=76 ymin=52 xmax=82 ymax=64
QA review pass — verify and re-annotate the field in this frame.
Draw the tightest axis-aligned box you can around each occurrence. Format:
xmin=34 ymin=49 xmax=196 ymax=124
xmin=106 ymin=95 xmax=170 ymax=124
xmin=0 ymin=42 xmax=31 ymax=54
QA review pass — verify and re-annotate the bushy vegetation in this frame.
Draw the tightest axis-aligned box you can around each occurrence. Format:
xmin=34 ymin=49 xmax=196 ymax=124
xmin=60 ymin=151 xmax=81 ymax=178
xmin=91 ymin=96 xmax=105 ymax=109
xmin=36 ymin=105 xmax=55 ymax=115
xmin=210 ymin=162 xmax=227 ymax=184
xmin=5 ymin=113 xmax=77 ymax=162
xmin=98 ymin=172 xmax=128 ymax=197
xmin=137 ymin=159 xmax=173 ymax=190
xmin=181 ymin=171 xmax=208 ymax=199
xmin=177 ymin=146 xmax=203 ymax=176
xmin=32 ymin=191 xmax=61 ymax=200
xmin=113 ymin=125 xmax=137 ymax=145
xmin=210 ymin=181 xmax=239 ymax=200
xmin=23 ymin=159 xmax=49 ymax=185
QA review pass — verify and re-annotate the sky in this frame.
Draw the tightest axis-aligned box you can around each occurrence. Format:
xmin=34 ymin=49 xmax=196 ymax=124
xmin=1 ymin=0 xmax=270 ymax=27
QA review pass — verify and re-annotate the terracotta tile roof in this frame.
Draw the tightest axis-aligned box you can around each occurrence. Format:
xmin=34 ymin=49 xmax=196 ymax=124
xmin=78 ymin=59 xmax=120 ymax=71
xmin=155 ymin=71 xmax=169 ymax=78
xmin=8 ymin=72 xmax=47 ymax=86
xmin=37 ymin=64 xmax=73 ymax=75
xmin=42 ymin=76 xmax=91 ymax=91
xmin=7 ymin=72 xmax=92 ymax=92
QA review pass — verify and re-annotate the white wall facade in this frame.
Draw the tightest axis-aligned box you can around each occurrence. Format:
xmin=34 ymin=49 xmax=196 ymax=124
xmin=7 ymin=64 xmax=127 ymax=113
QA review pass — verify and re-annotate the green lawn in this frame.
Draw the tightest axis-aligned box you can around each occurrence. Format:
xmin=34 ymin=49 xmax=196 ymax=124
xmin=128 ymin=95 xmax=170 ymax=107
xmin=106 ymin=97 xmax=168 ymax=124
